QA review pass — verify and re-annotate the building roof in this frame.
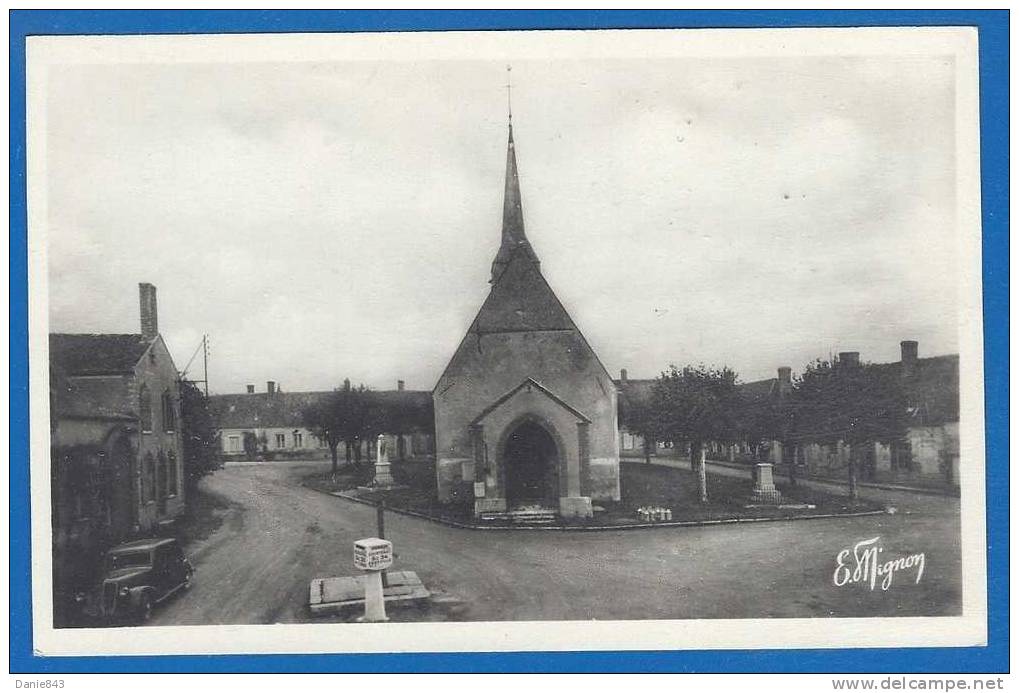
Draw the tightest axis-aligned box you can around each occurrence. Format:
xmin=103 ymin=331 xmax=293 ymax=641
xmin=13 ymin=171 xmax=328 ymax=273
xmin=475 ymin=121 xmax=571 ymax=334
xmin=51 ymin=372 xmax=136 ymax=421
xmin=490 ymin=121 xmax=539 ymax=284
xmin=209 ymin=389 xmax=433 ymax=430
xmin=472 ymin=251 xmax=577 ymax=334
xmin=878 ymin=354 xmax=959 ymax=426
xmin=50 ymin=333 xmax=152 ymax=376
xmin=433 ymin=120 xmax=614 ymax=388
xmin=470 ymin=377 xmax=592 ymax=426
xmin=738 ymin=377 xmax=780 ymax=402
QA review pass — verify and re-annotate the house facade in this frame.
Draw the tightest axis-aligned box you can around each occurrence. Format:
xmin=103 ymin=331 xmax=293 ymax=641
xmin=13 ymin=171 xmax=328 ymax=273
xmin=432 ymin=119 xmax=620 ymax=519
xmin=49 ymin=283 xmax=185 ymax=623
xmin=209 ymin=382 xmax=435 ymax=461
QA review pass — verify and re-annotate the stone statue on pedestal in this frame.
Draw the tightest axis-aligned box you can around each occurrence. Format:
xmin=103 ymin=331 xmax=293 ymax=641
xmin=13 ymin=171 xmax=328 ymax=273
xmin=373 ymin=433 xmax=395 ymax=487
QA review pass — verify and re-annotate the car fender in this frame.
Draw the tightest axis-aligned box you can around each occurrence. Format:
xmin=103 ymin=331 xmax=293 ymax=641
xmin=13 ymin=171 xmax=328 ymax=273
xmin=127 ymin=586 xmax=154 ymax=608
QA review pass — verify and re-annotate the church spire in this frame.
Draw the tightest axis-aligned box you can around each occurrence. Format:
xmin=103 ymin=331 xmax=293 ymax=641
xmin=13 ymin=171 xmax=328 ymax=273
xmin=491 ymin=67 xmax=539 ymax=284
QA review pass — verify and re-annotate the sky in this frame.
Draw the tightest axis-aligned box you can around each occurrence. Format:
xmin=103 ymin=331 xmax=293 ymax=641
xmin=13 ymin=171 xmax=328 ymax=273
xmin=44 ymin=54 xmax=958 ymax=394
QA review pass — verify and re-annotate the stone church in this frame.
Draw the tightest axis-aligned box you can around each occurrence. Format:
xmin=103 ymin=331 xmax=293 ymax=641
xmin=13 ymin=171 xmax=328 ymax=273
xmin=433 ymin=118 xmax=621 ymax=519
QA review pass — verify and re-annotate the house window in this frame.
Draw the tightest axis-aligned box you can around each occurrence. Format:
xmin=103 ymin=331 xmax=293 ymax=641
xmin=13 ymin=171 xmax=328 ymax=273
xmin=622 ymin=432 xmax=634 ymax=450
xmin=891 ymin=440 xmax=913 ymax=471
xmin=162 ymin=390 xmax=176 ymax=432
xmin=139 ymin=385 xmax=153 ymax=433
xmin=167 ymin=451 xmax=179 ymax=496
xmin=143 ymin=452 xmax=156 ymax=502
xmin=228 ymin=435 xmax=241 ymax=452
xmin=275 ymin=433 xmax=286 ymax=449
xmin=293 ymin=431 xmax=303 ymax=448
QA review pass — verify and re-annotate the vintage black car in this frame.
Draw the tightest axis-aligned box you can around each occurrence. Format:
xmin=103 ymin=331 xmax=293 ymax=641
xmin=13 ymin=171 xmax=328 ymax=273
xmin=86 ymin=537 xmax=193 ymax=623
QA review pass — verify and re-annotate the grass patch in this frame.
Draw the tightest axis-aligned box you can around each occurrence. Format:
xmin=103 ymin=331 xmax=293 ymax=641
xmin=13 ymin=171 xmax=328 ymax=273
xmin=609 ymin=460 xmax=882 ymax=524
xmin=174 ymin=484 xmax=236 ymax=546
xmin=304 ymin=460 xmax=884 ymax=528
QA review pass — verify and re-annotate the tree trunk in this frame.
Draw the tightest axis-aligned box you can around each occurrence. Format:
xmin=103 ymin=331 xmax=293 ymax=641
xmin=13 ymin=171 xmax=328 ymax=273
xmin=330 ymin=443 xmax=339 ymax=476
xmin=353 ymin=439 xmax=361 ymax=464
xmin=344 ymin=441 xmax=351 ymax=463
xmin=692 ymin=440 xmax=708 ymax=503
xmin=787 ymin=443 xmax=797 ymax=487
xmin=643 ymin=438 xmax=651 ymax=464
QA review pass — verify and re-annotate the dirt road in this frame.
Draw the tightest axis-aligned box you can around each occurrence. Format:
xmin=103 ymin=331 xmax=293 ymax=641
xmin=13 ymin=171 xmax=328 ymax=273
xmin=150 ymin=460 xmax=961 ymax=625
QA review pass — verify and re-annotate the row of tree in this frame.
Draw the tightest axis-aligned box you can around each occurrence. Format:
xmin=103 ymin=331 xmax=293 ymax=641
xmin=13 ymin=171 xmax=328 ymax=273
xmin=621 ymin=356 xmax=910 ymax=501
xmin=301 ymin=379 xmax=431 ymax=477
xmin=175 ymin=377 xmax=435 ymax=494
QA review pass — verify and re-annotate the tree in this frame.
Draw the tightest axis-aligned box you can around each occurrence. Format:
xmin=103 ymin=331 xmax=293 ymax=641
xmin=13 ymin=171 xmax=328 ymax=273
xmin=302 ymin=380 xmax=370 ymax=477
xmin=737 ymin=385 xmax=798 ymax=484
xmin=179 ymin=379 xmax=219 ymax=491
xmin=381 ymin=395 xmax=433 ymax=462
xmin=651 ymin=364 xmax=742 ymax=502
xmin=619 ymin=394 xmax=658 ymax=463
xmin=242 ymin=431 xmax=260 ymax=461
xmin=792 ymin=357 xmax=909 ymax=500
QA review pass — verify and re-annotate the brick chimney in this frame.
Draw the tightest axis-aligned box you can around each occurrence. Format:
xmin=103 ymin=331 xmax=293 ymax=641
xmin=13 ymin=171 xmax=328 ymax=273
xmin=777 ymin=366 xmax=792 ymax=396
xmin=246 ymin=384 xmax=255 ymax=394
xmin=139 ymin=283 xmax=158 ymax=340
xmin=397 ymin=379 xmax=405 ymax=391
xmin=620 ymin=368 xmax=628 ymax=384
xmin=267 ymin=381 xmax=276 ymax=396
xmin=838 ymin=351 xmax=860 ymax=368
xmin=901 ymin=340 xmax=918 ymax=377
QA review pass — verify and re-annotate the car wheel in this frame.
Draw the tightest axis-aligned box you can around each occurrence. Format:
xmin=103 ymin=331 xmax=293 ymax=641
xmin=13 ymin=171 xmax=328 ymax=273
xmin=138 ymin=594 xmax=153 ymax=623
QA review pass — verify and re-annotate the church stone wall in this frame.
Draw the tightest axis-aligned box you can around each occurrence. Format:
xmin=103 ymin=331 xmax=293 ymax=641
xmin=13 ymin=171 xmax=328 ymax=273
xmin=434 ymin=329 xmax=620 ymax=509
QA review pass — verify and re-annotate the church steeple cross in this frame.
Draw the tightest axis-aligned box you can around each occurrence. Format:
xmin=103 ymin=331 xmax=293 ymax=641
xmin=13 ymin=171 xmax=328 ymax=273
xmin=506 ymin=65 xmax=513 ymax=123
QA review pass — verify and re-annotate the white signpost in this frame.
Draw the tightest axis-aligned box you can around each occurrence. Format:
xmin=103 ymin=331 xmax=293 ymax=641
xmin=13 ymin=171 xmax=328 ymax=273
xmin=354 ymin=537 xmax=393 ymax=622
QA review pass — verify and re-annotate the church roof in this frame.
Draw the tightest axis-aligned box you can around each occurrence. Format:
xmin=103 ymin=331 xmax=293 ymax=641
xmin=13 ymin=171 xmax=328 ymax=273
xmin=433 ymin=117 xmax=614 ymax=389
xmin=470 ymin=377 xmax=592 ymax=425
xmin=471 ymin=250 xmax=577 ymax=334
xmin=490 ymin=122 xmax=539 ymax=284
xmin=474 ymin=119 xmax=581 ymax=335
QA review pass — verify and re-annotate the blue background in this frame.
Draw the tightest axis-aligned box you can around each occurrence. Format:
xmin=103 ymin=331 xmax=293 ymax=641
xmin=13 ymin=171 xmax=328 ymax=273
xmin=9 ymin=10 xmax=1008 ymax=673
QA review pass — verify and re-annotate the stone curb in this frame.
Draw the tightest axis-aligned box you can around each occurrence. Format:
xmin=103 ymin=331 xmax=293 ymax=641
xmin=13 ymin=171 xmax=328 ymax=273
xmin=303 ymin=482 xmax=887 ymax=532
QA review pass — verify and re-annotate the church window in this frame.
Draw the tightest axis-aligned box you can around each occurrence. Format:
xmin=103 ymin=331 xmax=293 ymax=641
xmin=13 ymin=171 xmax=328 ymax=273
xmin=162 ymin=389 xmax=176 ymax=432
xmin=139 ymin=385 xmax=153 ymax=433
xmin=167 ymin=451 xmax=179 ymax=496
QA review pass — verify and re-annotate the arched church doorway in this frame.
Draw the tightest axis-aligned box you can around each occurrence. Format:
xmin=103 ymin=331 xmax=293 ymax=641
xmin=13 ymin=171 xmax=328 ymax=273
xmin=503 ymin=420 xmax=559 ymax=507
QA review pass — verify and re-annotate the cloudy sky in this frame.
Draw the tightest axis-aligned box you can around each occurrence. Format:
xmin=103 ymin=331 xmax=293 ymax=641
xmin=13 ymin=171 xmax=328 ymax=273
xmin=44 ymin=52 xmax=958 ymax=394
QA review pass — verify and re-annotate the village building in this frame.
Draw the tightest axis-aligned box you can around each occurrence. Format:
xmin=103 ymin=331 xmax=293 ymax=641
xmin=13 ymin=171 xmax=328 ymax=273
xmin=431 ymin=118 xmax=621 ymax=519
xmin=794 ymin=343 xmax=960 ymax=485
xmin=49 ymin=283 xmax=185 ymax=621
xmin=208 ymin=381 xmax=434 ymax=461
xmin=616 ymin=340 xmax=960 ymax=486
